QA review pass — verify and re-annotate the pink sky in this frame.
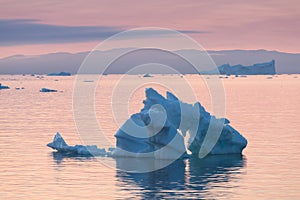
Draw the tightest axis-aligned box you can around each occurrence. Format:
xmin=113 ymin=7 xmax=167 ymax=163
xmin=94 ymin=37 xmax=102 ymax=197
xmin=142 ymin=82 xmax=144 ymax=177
xmin=0 ymin=0 xmax=299 ymax=57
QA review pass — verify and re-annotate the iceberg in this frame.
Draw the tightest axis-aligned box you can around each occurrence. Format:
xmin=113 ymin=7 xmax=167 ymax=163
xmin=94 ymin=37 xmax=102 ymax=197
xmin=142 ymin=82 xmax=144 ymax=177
xmin=219 ymin=60 xmax=276 ymax=75
xmin=202 ymin=60 xmax=276 ymax=75
xmin=47 ymin=72 xmax=71 ymax=76
xmin=47 ymin=132 xmax=106 ymax=156
xmin=0 ymin=83 xmax=10 ymax=89
xmin=143 ymin=73 xmax=153 ymax=77
xmin=114 ymin=88 xmax=247 ymax=158
xmin=15 ymin=87 xmax=25 ymax=90
xmin=47 ymin=88 xmax=247 ymax=159
xmin=40 ymin=88 xmax=58 ymax=92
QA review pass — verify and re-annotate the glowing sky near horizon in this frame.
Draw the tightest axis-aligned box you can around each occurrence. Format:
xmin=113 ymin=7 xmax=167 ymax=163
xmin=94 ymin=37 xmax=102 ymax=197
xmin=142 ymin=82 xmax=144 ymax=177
xmin=0 ymin=0 xmax=299 ymax=57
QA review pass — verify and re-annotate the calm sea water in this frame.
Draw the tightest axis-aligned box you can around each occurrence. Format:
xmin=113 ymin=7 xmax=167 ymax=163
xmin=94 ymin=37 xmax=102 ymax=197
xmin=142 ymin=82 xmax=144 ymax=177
xmin=0 ymin=74 xmax=299 ymax=199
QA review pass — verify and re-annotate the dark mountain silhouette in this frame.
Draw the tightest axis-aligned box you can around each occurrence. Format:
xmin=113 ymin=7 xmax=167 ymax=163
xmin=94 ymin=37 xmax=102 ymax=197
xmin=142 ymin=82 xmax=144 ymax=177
xmin=0 ymin=49 xmax=299 ymax=74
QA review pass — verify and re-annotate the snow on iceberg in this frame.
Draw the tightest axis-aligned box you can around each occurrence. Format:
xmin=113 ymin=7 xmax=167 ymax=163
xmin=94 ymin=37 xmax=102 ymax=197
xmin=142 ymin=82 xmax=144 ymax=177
xmin=47 ymin=88 xmax=247 ymax=159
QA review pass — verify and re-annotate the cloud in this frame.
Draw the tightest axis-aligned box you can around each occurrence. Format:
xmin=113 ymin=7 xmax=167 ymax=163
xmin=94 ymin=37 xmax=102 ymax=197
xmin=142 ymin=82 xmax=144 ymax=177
xmin=0 ymin=19 xmax=206 ymax=46
xmin=0 ymin=19 xmax=124 ymax=46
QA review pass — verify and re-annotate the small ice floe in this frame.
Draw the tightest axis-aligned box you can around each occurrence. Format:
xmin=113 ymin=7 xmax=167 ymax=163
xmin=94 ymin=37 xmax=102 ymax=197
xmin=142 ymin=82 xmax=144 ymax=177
xmin=47 ymin=132 xmax=107 ymax=156
xmin=40 ymin=88 xmax=58 ymax=92
xmin=36 ymin=75 xmax=44 ymax=79
xmin=0 ymin=83 xmax=10 ymax=89
xmin=143 ymin=73 xmax=153 ymax=78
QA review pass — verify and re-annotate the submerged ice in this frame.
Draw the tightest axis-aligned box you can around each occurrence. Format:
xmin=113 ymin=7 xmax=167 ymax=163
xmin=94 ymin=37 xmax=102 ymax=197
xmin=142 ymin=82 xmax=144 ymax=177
xmin=47 ymin=88 xmax=247 ymax=159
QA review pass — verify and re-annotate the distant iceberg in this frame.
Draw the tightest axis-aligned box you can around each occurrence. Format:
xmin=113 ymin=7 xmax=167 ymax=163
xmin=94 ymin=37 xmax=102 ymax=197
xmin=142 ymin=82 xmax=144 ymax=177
xmin=36 ymin=75 xmax=44 ymax=79
xmin=47 ymin=72 xmax=71 ymax=76
xmin=40 ymin=88 xmax=57 ymax=92
xmin=143 ymin=73 xmax=153 ymax=77
xmin=203 ymin=60 xmax=276 ymax=75
xmin=47 ymin=88 xmax=247 ymax=159
xmin=0 ymin=83 xmax=9 ymax=89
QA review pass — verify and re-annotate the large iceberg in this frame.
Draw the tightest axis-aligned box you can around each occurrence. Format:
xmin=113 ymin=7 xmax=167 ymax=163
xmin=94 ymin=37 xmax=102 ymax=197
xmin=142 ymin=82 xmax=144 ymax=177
xmin=47 ymin=88 xmax=247 ymax=159
xmin=219 ymin=60 xmax=276 ymax=75
xmin=202 ymin=60 xmax=276 ymax=75
xmin=47 ymin=71 xmax=71 ymax=76
xmin=114 ymin=88 xmax=247 ymax=158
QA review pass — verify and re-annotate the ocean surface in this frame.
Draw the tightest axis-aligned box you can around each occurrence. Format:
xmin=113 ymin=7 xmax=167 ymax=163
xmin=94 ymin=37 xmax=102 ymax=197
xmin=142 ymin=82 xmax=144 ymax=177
xmin=0 ymin=74 xmax=299 ymax=199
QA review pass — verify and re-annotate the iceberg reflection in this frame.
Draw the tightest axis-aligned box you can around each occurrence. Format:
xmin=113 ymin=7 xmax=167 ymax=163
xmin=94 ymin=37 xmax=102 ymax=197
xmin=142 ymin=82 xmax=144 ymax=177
xmin=115 ymin=155 xmax=245 ymax=199
xmin=50 ymin=153 xmax=245 ymax=198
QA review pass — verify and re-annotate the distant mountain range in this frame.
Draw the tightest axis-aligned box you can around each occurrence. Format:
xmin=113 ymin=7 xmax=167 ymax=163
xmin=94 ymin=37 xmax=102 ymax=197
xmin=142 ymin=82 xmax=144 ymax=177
xmin=0 ymin=49 xmax=299 ymax=74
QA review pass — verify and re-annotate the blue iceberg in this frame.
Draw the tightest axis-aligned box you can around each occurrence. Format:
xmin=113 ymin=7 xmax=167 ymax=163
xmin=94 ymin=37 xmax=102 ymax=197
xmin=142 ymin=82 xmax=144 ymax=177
xmin=114 ymin=88 xmax=247 ymax=158
xmin=47 ymin=72 xmax=71 ymax=76
xmin=0 ymin=83 xmax=9 ymax=89
xmin=47 ymin=132 xmax=106 ymax=156
xmin=47 ymin=88 xmax=247 ymax=159
xmin=202 ymin=60 xmax=276 ymax=75
xmin=40 ymin=88 xmax=58 ymax=92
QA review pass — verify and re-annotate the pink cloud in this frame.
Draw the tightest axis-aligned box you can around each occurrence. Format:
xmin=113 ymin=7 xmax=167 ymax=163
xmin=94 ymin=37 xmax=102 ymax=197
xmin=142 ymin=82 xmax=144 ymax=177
xmin=0 ymin=0 xmax=299 ymax=57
